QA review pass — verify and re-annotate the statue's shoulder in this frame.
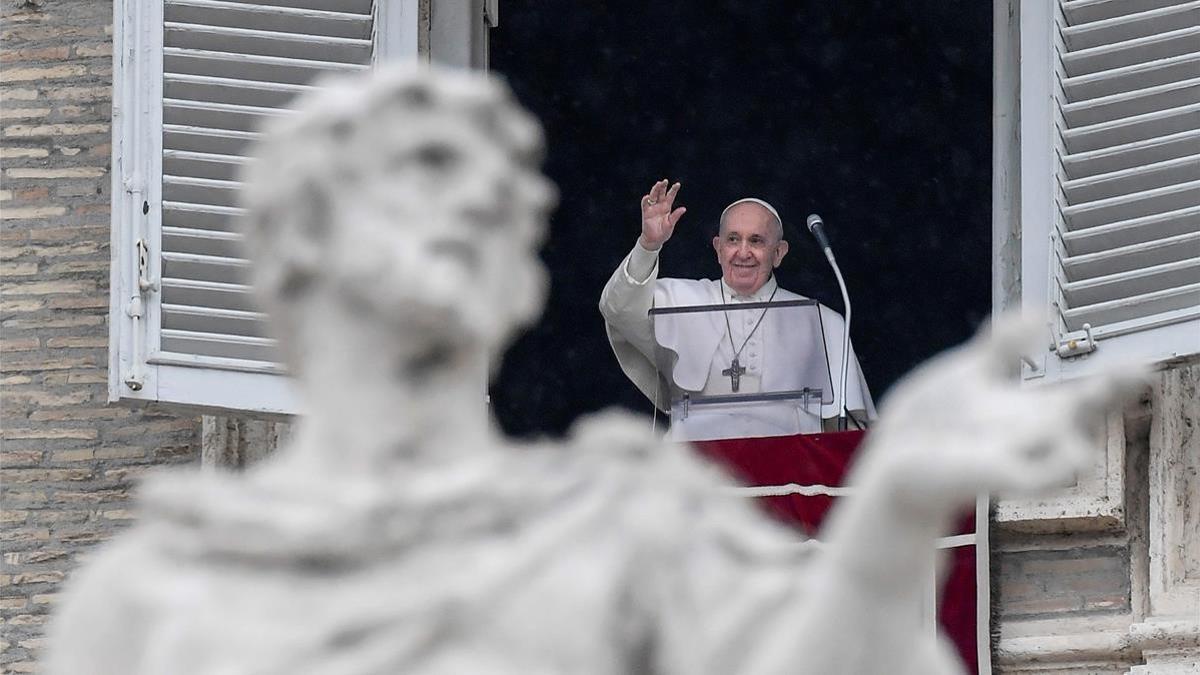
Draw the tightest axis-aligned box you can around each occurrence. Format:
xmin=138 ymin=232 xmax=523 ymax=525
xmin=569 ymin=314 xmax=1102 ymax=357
xmin=566 ymin=409 xmax=670 ymax=461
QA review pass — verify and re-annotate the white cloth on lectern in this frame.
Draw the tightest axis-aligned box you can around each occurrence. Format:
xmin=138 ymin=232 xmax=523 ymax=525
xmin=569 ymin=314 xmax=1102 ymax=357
xmin=600 ymin=242 xmax=876 ymax=440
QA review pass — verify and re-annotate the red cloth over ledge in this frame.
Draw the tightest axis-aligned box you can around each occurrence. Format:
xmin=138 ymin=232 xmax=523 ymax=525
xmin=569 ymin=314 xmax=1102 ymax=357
xmin=693 ymin=430 xmax=978 ymax=674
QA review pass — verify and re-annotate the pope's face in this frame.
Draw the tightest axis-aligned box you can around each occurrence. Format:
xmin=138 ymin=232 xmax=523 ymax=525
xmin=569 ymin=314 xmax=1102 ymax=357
xmin=713 ymin=204 xmax=788 ymax=296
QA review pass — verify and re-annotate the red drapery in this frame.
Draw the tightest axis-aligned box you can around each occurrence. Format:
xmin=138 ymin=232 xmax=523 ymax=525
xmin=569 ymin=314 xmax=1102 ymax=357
xmin=693 ymin=431 xmax=978 ymax=674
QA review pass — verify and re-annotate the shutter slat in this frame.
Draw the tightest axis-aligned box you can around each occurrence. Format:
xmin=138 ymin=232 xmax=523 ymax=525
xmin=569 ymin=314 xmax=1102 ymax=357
xmin=164 ymin=47 xmax=365 ymax=85
xmin=1061 ymin=76 xmax=1200 ymax=127
xmin=162 ymin=203 xmax=244 ymax=232
xmin=163 ymin=175 xmax=242 ymax=209
xmin=1063 ymin=205 xmax=1200 ymax=255
xmin=216 ymin=0 xmax=370 ymax=12
xmin=163 ymin=149 xmax=248 ymax=182
xmin=1061 ymin=1 xmax=1200 ymax=52
xmin=1063 ymin=0 xmax=1190 ymax=25
xmin=1061 ymin=25 xmax=1200 ymax=77
xmin=162 ymin=226 xmax=244 ymax=258
xmin=1063 ymin=230 xmax=1200 ymax=278
xmin=161 ymin=329 xmax=278 ymax=362
xmin=1062 ymin=101 xmax=1200 ymax=153
xmin=165 ymin=73 xmax=314 ymax=109
xmin=164 ymin=22 xmax=371 ymax=63
xmin=164 ymin=124 xmax=259 ymax=155
xmin=1062 ymin=52 xmax=1200 ymax=102
xmin=1063 ymin=257 xmax=1200 ymax=307
xmin=1061 ymin=282 xmax=1200 ymax=331
xmin=1063 ymin=128 xmax=1200 ymax=178
xmin=164 ymin=104 xmax=281 ymax=135
xmin=1062 ymin=178 xmax=1200 ymax=229
xmin=162 ymin=251 xmax=251 ymax=284
xmin=161 ymin=278 xmax=258 ymax=313
xmin=165 ymin=0 xmax=372 ymax=40
xmin=162 ymin=303 xmax=268 ymax=338
xmin=1062 ymin=153 xmax=1200 ymax=204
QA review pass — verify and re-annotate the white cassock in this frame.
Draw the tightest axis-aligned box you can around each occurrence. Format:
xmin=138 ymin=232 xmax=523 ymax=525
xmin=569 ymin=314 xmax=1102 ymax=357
xmin=600 ymin=241 xmax=876 ymax=441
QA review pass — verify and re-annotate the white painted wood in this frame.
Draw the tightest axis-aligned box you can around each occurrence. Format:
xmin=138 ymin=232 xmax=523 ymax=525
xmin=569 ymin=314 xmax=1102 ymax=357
xmin=1013 ymin=0 xmax=1200 ymax=383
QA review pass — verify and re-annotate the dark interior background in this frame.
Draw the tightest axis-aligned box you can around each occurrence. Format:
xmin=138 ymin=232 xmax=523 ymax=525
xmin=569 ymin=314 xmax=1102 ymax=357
xmin=488 ymin=1 xmax=993 ymax=437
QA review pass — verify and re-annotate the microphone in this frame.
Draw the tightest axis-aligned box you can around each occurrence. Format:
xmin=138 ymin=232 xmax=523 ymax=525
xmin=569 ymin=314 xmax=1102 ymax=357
xmin=807 ymin=213 xmax=853 ymax=431
xmin=806 ymin=213 xmax=833 ymax=255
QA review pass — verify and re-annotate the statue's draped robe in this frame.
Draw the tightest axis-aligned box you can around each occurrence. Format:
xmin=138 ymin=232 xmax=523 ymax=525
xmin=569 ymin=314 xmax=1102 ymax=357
xmin=46 ymin=415 xmax=827 ymax=675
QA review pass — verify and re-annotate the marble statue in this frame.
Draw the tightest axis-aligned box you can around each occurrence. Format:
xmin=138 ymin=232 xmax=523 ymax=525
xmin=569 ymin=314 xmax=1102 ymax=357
xmin=45 ymin=64 xmax=1145 ymax=675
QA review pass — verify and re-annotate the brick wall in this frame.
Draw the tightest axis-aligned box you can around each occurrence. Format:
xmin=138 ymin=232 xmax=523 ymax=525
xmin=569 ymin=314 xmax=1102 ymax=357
xmin=1 ymin=1 xmax=201 ymax=671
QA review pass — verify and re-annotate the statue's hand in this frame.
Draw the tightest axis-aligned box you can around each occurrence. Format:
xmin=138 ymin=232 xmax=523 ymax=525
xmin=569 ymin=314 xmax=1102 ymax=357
xmin=863 ymin=314 xmax=1148 ymax=509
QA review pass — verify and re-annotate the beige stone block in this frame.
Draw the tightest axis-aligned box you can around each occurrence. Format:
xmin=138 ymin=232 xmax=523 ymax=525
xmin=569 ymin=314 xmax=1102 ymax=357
xmin=0 ymin=527 xmax=50 ymax=542
xmin=45 ymin=336 xmax=106 ymax=349
xmin=0 ymin=46 xmax=70 ymax=62
xmin=93 ymin=445 xmax=145 ymax=460
xmin=0 ymin=450 xmax=43 ymax=466
xmin=27 ymin=226 xmax=106 ymax=243
xmin=100 ymin=509 xmax=136 ymax=520
xmin=3 ymin=123 xmax=108 ymax=137
xmin=5 ymin=167 xmax=105 ymax=179
xmin=0 ymin=146 xmax=50 ymax=158
xmin=0 ymin=262 xmax=38 ymax=276
xmin=0 ymin=298 xmax=45 ymax=312
xmin=0 ymin=65 xmax=87 ymax=83
xmin=66 ymin=371 xmax=107 ymax=384
xmin=0 ymin=88 xmax=40 ymax=101
xmin=0 ymin=374 xmax=33 ymax=385
xmin=44 ymin=260 xmax=107 ymax=274
xmin=44 ymin=86 xmax=109 ymax=101
xmin=0 ymin=510 xmax=29 ymax=524
xmin=0 ymin=337 xmax=39 ymax=351
xmin=0 ymin=205 xmax=66 ymax=219
xmin=47 ymin=296 xmax=107 ymax=309
xmin=48 ymin=448 xmax=94 ymax=462
xmin=31 ymin=593 xmax=60 ymax=605
xmin=1 ymin=428 xmax=97 ymax=440
xmin=3 ymin=468 xmax=93 ymax=482
xmin=2 ymin=314 xmax=103 ymax=330
xmin=74 ymin=44 xmax=112 ymax=57
xmin=0 ymin=598 xmax=28 ymax=610
xmin=0 ymin=108 xmax=50 ymax=120
xmin=11 ymin=572 xmax=64 ymax=585
xmin=3 ymin=279 xmax=95 ymax=295
xmin=0 ymin=145 xmax=49 ymax=158
xmin=32 ymin=408 xmax=130 ymax=422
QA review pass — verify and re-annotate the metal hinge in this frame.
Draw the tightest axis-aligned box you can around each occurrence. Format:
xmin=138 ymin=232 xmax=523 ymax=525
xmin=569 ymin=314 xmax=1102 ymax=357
xmin=1054 ymin=323 xmax=1097 ymax=359
xmin=484 ymin=0 xmax=498 ymax=27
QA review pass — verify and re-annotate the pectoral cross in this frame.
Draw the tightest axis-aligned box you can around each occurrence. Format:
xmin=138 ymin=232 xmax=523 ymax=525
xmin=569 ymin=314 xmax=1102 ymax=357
xmin=722 ymin=358 xmax=746 ymax=393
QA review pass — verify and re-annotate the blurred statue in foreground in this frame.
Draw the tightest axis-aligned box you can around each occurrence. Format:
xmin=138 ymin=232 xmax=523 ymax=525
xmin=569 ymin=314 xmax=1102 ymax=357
xmin=47 ymin=65 xmax=1144 ymax=675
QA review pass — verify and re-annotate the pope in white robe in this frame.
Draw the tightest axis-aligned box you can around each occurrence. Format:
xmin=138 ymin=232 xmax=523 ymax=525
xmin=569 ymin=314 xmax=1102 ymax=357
xmin=600 ymin=180 xmax=875 ymax=441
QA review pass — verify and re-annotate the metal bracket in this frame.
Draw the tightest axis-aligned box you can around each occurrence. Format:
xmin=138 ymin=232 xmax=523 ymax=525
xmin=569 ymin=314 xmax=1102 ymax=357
xmin=124 ymin=238 xmax=157 ymax=392
xmin=484 ymin=0 xmax=498 ymax=27
xmin=1055 ymin=323 xmax=1097 ymax=359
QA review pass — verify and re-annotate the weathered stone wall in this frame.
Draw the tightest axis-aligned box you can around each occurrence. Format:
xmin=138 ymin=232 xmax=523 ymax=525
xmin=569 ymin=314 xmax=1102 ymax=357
xmin=993 ymin=364 xmax=1200 ymax=674
xmin=1 ymin=1 xmax=201 ymax=670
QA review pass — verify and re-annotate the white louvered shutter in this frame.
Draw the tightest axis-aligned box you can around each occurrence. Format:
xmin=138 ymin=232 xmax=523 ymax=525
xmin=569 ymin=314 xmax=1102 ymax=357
xmin=110 ymin=0 xmax=423 ymax=414
xmin=1017 ymin=0 xmax=1200 ymax=381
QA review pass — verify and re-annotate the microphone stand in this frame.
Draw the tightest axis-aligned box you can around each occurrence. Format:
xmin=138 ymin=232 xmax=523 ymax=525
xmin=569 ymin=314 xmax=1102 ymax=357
xmin=822 ymin=248 xmax=853 ymax=431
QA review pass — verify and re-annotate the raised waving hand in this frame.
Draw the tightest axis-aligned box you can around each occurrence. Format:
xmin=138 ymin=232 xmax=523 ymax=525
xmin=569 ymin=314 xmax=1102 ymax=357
xmin=639 ymin=179 xmax=687 ymax=250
